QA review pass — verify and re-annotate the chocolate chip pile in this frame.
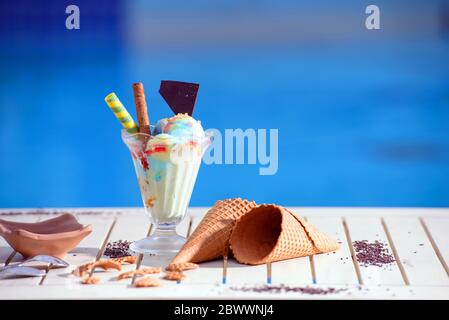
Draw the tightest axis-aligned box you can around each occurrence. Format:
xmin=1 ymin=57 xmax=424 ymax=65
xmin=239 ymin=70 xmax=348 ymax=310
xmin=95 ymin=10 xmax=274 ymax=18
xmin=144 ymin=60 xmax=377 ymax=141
xmin=231 ymin=285 xmax=346 ymax=295
xmin=353 ymin=240 xmax=395 ymax=267
xmin=0 ymin=210 xmax=107 ymax=216
xmin=104 ymin=240 xmax=132 ymax=258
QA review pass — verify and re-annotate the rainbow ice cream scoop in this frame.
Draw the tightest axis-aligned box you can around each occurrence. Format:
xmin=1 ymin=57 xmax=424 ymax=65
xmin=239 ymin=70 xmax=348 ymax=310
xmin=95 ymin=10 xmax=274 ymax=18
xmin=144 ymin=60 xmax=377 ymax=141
xmin=146 ymin=113 xmax=206 ymax=162
xmin=153 ymin=113 xmax=205 ymax=139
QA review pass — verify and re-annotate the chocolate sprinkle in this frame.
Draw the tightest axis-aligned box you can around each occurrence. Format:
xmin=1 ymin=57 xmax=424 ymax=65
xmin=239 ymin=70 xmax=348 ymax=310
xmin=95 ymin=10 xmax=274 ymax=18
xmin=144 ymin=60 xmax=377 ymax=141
xmin=0 ymin=210 xmax=121 ymax=216
xmin=231 ymin=285 xmax=346 ymax=295
xmin=353 ymin=240 xmax=395 ymax=267
xmin=104 ymin=240 xmax=132 ymax=258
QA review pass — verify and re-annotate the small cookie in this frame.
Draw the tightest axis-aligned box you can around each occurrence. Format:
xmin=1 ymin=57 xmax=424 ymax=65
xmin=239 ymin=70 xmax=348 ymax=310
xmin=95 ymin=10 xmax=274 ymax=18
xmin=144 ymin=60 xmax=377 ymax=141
xmin=72 ymin=259 xmax=122 ymax=277
xmin=117 ymin=270 xmax=142 ymax=280
xmin=166 ymin=262 xmax=199 ymax=272
xmin=93 ymin=260 xmax=122 ymax=272
xmin=134 ymin=277 xmax=160 ymax=288
xmin=163 ymin=271 xmax=185 ymax=281
xmin=117 ymin=267 xmax=162 ymax=280
xmin=72 ymin=262 xmax=96 ymax=277
xmin=141 ymin=267 xmax=162 ymax=274
xmin=111 ymin=256 xmax=137 ymax=265
xmin=81 ymin=276 xmax=100 ymax=285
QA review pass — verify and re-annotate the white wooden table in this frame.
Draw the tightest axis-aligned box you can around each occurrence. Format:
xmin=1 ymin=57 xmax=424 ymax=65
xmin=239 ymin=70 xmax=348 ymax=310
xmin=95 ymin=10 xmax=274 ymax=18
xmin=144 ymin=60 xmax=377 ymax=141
xmin=1 ymin=207 xmax=448 ymax=300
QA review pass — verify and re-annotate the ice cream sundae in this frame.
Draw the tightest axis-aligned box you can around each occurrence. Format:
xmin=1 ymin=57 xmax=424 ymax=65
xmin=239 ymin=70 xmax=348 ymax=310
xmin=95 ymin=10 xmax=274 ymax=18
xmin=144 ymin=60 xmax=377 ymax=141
xmin=105 ymin=80 xmax=211 ymax=255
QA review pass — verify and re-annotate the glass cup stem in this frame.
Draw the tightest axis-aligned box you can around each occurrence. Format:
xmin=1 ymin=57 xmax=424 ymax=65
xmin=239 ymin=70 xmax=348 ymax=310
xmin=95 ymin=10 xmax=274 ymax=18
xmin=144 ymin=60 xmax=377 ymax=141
xmin=152 ymin=225 xmax=178 ymax=238
xmin=129 ymin=223 xmax=186 ymax=256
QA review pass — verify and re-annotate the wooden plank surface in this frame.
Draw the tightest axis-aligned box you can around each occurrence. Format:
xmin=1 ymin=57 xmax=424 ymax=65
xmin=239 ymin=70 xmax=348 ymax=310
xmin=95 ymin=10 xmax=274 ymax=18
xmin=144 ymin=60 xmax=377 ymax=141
xmin=0 ymin=283 xmax=448 ymax=300
xmin=1 ymin=208 xmax=449 ymax=299
xmin=225 ymin=259 xmax=267 ymax=285
xmin=306 ymin=215 xmax=359 ymax=285
xmin=384 ymin=216 xmax=449 ymax=286
xmin=420 ymin=216 xmax=449 ymax=276
xmin=270 ymin=257 xmax=312 ymax=285
xmin=344 ymin=216 xmax=405 ymax=286
xmin=289 ymin=207 xmax=449 ymax=218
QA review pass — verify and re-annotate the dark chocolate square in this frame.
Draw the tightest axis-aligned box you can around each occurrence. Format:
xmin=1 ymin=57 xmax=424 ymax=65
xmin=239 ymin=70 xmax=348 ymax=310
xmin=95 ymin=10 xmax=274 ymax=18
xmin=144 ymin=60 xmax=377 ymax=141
xmin=159 ymin=80 xmax=199 ymax=116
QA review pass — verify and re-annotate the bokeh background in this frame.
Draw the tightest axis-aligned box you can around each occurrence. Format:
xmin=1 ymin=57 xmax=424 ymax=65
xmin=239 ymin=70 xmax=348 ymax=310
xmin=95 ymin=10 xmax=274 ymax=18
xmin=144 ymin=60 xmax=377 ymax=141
xmin=1 ymin=0 xmax=449 ymax=208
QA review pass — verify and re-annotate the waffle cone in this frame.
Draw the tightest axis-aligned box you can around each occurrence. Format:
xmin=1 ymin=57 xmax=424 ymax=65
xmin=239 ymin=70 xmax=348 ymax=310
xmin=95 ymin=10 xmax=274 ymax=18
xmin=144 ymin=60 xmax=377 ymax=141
xmin=170 ymin=198 xmax=257 ymax=265
xmin=229 ymin=205 xmax=340 ymax=265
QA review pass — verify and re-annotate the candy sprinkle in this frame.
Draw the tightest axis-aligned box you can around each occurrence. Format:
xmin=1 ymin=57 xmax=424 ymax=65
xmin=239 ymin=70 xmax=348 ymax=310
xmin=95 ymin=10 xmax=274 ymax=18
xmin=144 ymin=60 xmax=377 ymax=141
xmin=353 ymin=240 xmax=395 ymax=267
xmin=104 ymin=240 xmax=132 ymax=258
xmin=230 ymin=285 xmax=346 ymax=295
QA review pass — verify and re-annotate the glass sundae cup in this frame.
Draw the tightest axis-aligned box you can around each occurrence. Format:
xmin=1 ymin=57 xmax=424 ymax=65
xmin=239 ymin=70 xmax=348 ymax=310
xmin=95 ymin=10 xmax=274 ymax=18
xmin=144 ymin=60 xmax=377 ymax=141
xmin=122 ymin=126 xmax=212 ymax=255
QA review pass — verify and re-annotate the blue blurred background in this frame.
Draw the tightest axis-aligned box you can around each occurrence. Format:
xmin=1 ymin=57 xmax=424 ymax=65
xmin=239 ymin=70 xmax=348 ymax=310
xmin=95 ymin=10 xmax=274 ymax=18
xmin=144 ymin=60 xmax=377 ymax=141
xmin=1 ymin=0 xmax=449 ymax=208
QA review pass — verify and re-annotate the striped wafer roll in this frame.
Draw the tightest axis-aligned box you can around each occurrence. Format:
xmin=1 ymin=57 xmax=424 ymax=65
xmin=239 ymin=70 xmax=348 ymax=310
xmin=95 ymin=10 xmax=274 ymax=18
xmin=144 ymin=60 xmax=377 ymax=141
xmin=104 ymin=92 xmax=139 ymax=134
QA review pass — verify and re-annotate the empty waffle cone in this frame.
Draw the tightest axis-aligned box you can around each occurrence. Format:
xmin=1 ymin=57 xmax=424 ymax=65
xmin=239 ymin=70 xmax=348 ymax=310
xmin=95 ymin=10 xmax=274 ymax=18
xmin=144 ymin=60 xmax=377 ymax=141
xmin=229 ymin=205 xmax=340 ymax=265
xmin=170 ymin=198 xmax=257 ymax=265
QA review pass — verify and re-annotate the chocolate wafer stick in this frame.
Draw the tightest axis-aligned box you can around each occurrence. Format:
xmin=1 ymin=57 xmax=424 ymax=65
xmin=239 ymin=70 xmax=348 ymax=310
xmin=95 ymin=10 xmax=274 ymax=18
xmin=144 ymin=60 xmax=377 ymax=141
xmin=132 ymin=82 xmax=150 ymax=134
